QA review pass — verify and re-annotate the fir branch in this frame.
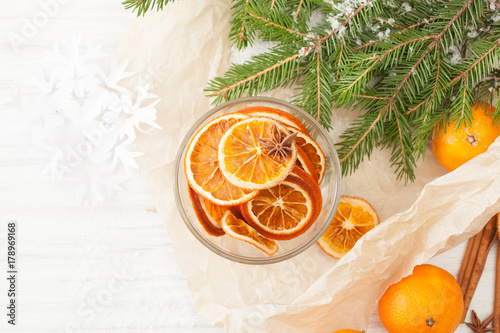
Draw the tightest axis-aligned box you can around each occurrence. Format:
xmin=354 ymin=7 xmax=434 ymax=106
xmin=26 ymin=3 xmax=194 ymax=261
xmin=449 ymin=39 xmax=500 ymax=85
xmin=407 ymin=45 xmax=442 ymax=115
xmin=338 ymin=111 xmax=384 ymax=168
xmin=383 ymin=109 xmax=416 ymax=180
xmin=248 ymin=12 xmax=310 ymax=38
xmin=122 ymin=0 xmax=175 ymax=16
xmin=293 ymin=49 xmax=336 ymax=127
xmin=336 ymin=39 xmax=344 ymax=82
xmin=229 ymin=0 xmax=252 ymax=49
xmin=461 ymin=78 xmax=468 ymax=119
xmin=316 ymin=50 xmax=322 ymax=122
xmin=357 ymin=95 xmax=390 ymax=100
xmin=353 ymin=40 xmax=380 ymax=52
xmin=208 ymin=50 xmax=305 ymax=97
xmin=353 ymin=18 xmax=437 ymax=52
xmin=407 ymin=100 xmax=426 ymax=114
xmin=374 ymin=17 xmax=405 ymax=29
xmin=294 ymin=0 xmax=305 ymax=20
xmin=124 ymin=0 xmax=500 ymax=183
xmin=407 ymin=18 xmax=436 ymax=30
xmin=432 ymin=49 xmax=443 ymax=108
xmin=337 ymin=35 xmax=435 ymax=103
xmin=205 ymin=46 xmax=304 ymax=104
xmin=393 ymin=106 xmax=410 ymax=177
xmin=203 ymin=0 xmax=497 ymax=181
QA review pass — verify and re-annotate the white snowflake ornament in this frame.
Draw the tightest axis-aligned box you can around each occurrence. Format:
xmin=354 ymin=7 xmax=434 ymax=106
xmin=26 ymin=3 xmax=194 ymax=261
xmin=23 ymin=36 xmax=161 ymax=205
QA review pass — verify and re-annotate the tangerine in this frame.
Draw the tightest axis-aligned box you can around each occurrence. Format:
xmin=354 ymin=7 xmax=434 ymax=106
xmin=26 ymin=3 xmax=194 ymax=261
xmin=378 ymin=264 xmax=463 ymax=333
xmin=432 ymin=101 xmax=500 ymax=171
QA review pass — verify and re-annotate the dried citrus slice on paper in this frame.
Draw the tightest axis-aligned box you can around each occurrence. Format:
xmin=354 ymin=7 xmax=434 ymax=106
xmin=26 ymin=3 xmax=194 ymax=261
xmin=218 ymin=118 xmax=297 ymax=190
xmin=221 ymin=211 xmax=278 ymax=255
xmin=188 ymin=186 xmax=226 ymax=236
xmin=184 ymin=114 xmax=259 ymax=206
xmin=235 ymin=106 xmax=309 ymax=134
xmin=296 ymin=146 xmax=319 ymax=183
xmin=240 ymin=166 xmax=322 ymax=240
xmin=318 ymin=195 xmax=379 ymax=259
xmin=284 ymin=128 xmax=326 ymax=184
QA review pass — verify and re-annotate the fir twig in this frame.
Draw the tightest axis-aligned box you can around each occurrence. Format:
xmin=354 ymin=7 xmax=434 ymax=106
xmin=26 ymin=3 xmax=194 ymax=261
xmin=122 ymin=0 xmax=175 ymax=16
xmin=316 ymin=50 xmax=322 ymax=122
xmin=294 ymin=0 xmax=305 ymax=20
xmin=248 ymin=12 xmax=310 ymax=38
xmin=450 ymin=39 xmax=500 ymax=85
xmin=126 ymin=0 xmax=500 ymax=182
xmin=209 ymin=51 xmax=305 ymax=97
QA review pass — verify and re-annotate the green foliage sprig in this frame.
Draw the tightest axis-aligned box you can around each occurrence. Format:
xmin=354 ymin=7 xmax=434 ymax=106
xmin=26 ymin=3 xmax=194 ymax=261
xmin=122 ymin=0 xmax=176 ymax=16
xmin=124 ymin=0 xmax=500 ymax=182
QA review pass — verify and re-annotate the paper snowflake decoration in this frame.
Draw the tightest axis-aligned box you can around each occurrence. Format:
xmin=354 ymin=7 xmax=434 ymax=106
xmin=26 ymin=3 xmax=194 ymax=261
xmin=22 ymin=36 xmax=161 ymax=205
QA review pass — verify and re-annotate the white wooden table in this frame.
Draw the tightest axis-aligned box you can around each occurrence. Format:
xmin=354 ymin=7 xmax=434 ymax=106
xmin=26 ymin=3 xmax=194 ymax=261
xmin=0 ymin=1 xmax=497 ymax=332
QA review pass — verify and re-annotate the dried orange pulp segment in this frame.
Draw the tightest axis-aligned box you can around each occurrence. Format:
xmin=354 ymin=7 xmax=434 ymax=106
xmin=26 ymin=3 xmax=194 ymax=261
xmin=318 ymin=195 xmax=379 ymax=259
xmin=218 ymin=117 xmax=297 ymax=190
xmin=296 ymin=146 xmax=319 ymax=183
xmin=221 ymin=211 xmax=278 ymax=255
xmin=184 ymin=114 xmax=259 ymax=206
xmin=283 ymin=127 xmax=326 ymax=184
xmin=240 ymin=166 xmax=321 ymax=240
xmin=234 ymin=106 xmax=309 ymax=134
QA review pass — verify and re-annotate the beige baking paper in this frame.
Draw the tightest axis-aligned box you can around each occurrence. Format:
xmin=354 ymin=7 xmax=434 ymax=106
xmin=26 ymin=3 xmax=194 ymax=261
xmin=115 ymin=1 xmax=500 ymax=331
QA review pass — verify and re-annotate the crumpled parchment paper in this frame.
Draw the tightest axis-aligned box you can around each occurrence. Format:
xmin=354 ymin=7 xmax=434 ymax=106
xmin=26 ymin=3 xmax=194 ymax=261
xmin=115 ymin=1 xmax=500 ymax=331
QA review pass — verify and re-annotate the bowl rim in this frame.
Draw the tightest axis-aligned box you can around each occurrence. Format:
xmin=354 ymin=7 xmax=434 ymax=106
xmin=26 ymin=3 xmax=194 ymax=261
xmin=173 ymin=96 xmax=342 ymax=265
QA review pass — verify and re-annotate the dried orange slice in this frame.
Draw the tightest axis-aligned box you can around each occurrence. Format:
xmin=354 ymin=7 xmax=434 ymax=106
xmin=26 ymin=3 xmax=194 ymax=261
xmin=296 ymin=131 xmax=326 ymax=184
xmin=218 ymin=118 xmax=297 ymax=190
xmin=284 ymin=128 xmax=326 ymax=184
xmin=318 ymin=195 xmax=379 ymax=259
xmin=296 ymin=146 xmax=319 ymax=183
xmin=221 ymin=211 xmax=278 ymax=255
xmin=240 ymin=166 xmax=322 ymax=240
xmin=184 ymin=114 xmax=259 ymax=206
xmin=188 ymin=186 xmax=226 ymax=236
xmin=289 ymin=166 xmax=322 ymax=221
xmin=235 ymin=106 xmax=309 ymax=134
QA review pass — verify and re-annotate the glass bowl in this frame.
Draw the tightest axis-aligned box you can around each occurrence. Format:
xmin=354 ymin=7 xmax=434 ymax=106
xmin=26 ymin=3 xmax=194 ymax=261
xmin=173 ymin=97 xmax=342 ymax=264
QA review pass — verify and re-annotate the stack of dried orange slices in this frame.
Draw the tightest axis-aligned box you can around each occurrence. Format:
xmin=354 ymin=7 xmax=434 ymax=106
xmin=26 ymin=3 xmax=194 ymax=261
xmin=184 ymin=106 xmax=326 ymax=256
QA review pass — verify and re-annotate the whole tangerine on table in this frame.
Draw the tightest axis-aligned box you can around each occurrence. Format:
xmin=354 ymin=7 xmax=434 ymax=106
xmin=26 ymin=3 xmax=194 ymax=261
xmin=432 ymin=101 xmax=500 ymax=171
xmin=378 ymin=264 xmax=463 ymax=333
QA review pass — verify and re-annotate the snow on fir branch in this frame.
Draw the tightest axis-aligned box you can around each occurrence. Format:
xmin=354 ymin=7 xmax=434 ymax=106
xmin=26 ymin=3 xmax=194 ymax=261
xmin=124 ymin=0 xmax=500 ymax=182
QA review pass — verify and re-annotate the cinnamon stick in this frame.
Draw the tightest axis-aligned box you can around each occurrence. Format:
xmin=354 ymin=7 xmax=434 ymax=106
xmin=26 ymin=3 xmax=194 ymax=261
xmin=458 ymin=232 xmax=480 ymax=286
xmin=459 ymin=228 xmax=485 ymax=295
xmin=494 ymin=213 xmax=500 ymax=330
xmin=461 ymin=215 xmax=498 ymax=322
